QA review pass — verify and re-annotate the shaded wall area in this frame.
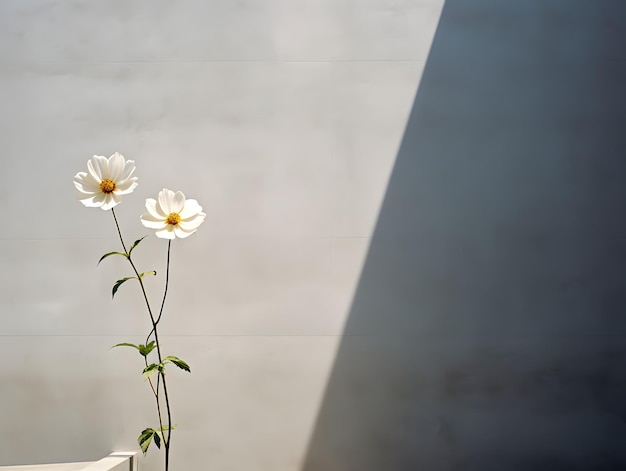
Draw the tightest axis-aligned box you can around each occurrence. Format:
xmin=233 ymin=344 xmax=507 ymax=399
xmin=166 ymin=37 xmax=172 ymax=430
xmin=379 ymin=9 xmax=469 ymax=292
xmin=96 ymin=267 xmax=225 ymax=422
xmin=303 ymin=1 xmax=626 ymax=470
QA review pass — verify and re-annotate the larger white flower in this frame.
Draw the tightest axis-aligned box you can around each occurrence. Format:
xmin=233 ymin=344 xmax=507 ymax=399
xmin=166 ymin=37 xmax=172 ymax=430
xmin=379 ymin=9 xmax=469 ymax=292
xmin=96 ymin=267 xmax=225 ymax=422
xmin=74 ymin=153 xmax=138 ymax=210
xmin=140 ymin=188 xmax=206 ymax=239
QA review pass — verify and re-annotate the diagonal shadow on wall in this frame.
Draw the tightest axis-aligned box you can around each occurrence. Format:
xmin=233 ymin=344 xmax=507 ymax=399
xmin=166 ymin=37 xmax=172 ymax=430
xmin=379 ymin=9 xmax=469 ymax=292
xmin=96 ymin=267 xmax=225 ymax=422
xmin=302 ymin=1 xmax=626 ymax=470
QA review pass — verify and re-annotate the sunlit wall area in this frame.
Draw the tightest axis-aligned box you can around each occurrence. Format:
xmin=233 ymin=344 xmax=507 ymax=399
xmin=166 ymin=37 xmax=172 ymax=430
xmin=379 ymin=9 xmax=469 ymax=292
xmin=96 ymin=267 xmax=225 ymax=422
xmin=304 ymin=1 xmax=626 ymax=470
xmin=0 ymin=1 xmax=442 ymax=469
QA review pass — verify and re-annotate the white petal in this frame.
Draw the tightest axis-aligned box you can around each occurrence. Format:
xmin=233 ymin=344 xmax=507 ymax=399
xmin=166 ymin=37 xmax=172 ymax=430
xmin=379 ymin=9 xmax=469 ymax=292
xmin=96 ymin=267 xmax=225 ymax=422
xmin=74 ymin=173 xmax=98 ymax=195
xmin=80 ymin=192 xmax=107 ymax=208
xmin=108 ymin=152 xmax=125 ymax=181
xmin=178 ymin=221 xmax=200 ymax=232
xmin=114 ymin=178 xmax=138 ymax=195
xmin=145 ymin=198 xmax=165 ymax=218
xmin=140 ymin=212 xmax=163 ymax=222
xmin=88 ymin=155 xmax=108 ymax=181
xmin=74 ymin=171 xmax=87 ymax=182
xmin=78 ymin=194 xmax=102 ymax=207
xmin=78 ymin=180 xmax=100 ymax=194
xmin=80 ymin=170 xmax=102 ymax=188
xmin=74 ymin=183 xmax=97 ymax=195
xmin=140 ymin=213 xmax=167 ymax=230
xmin=178 ymin=214 xmax=205 ymax=232
xmin=171 ymin=191 xmax=186 ymax=213
xmin=174 ymin=226 xmax=193 ymax=238
xmin=157 ymin=189 xmax=176 ymax=214
xmin=155 ymin=226 xmax=176 ymax=239
xmin=118 ymin=159 xmax=136 ymax=183
xmin=100 ymin=193 xmax=121 ymax=210
xmin=179 ymin=199 xmax=203 ymax=219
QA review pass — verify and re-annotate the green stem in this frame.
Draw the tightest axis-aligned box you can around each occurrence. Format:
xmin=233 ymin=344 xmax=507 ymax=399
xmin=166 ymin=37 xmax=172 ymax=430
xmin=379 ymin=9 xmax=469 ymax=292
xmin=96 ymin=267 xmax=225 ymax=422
xmin=159 ymin=241 xmax=173 ymax=471
xmin=111 ymin=209 xmax=173 ymax=471
xmin=146 ymin=240 xmax=171 ymax=344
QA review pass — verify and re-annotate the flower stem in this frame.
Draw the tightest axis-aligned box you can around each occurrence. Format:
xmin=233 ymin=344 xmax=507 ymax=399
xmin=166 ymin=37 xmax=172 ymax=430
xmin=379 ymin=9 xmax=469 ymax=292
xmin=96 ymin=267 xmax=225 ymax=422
xmin=147 ymin=240 xmax=171 ymax=343
xmin=159 ymin=241 xmax=173 ymax=471
xmin=111 ymin=208 xmax=174 ymax=471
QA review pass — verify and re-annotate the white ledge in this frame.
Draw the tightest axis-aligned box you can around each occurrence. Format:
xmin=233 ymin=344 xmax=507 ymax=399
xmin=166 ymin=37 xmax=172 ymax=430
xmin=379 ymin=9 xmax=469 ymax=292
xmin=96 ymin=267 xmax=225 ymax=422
xmin=0 ymin=452 xmax=139 ymax=471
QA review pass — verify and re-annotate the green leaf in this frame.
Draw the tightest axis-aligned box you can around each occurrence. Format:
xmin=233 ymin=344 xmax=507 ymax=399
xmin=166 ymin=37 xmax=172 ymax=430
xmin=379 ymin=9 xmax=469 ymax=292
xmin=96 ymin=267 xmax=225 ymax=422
xmin=138 ymin=341 xmax=156 ymax=357
xmin=139 ymin=271 xmax=157 ymax=279
xmin=111 ymin=342 xmax=140 ymax=351
xmin=97 ymin=251 xmax=128 ymax=265
xmin=153 ymin=431 xmax=161 ymax=449
xmin=129 ymin=236 xmax=148 ymax=255
xmin=142 ymin=363 xmax=163 ymax=380
xmin=112 ymin=276 xmax=136 ymax=299
xmin=163 ymin=356 xmax=191 ymax=373
xmin=138 ymin=428 xmax=155 ymax=454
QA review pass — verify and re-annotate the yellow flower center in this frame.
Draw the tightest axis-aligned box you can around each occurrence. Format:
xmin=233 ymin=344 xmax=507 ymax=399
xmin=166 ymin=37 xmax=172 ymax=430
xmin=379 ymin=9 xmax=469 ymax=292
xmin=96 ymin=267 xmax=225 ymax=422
xmin=166 ymin=213 xmax=181 ymax=226
xmin=99 ymin=179 xmax=116 ymax=194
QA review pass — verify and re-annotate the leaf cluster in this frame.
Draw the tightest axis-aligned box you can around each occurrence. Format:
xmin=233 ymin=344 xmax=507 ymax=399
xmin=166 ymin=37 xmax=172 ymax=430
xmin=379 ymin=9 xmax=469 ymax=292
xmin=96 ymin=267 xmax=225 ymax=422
xmin=111 ymin=343 xmax=191 ymax=378
xmin=112 ymin=341 xmax=156 ymax=357
xmin=137 ymin=425 xmax=178 ymax=454
xmin=98 ymin=237 xmax=156 ymax=298
xmin=143 ymin=356 xmax=191 ymax=379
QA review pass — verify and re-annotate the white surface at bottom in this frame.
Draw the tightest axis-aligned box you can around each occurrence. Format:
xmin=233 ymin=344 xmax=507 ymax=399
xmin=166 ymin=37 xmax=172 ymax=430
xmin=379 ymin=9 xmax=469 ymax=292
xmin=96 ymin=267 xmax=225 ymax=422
xmin=0 ymin=464 xmax=91 ymax=470
xmin=0 ymin=452 xmax=137 ymax=471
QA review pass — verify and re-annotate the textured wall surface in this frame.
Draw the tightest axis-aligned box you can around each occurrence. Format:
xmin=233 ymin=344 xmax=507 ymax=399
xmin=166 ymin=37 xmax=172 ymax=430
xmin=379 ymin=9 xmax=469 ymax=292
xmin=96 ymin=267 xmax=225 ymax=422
xmin=3 ymin=1 xmax=624 ymax=470
xmin=303 ymin=1 xmax=626 ymax=470
xmin=0 ymin=1 xmax=441 ymax=469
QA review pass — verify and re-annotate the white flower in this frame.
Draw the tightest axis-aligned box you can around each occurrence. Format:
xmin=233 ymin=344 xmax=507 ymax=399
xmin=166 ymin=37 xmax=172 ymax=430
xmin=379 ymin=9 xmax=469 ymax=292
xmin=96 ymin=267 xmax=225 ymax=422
xmin=74 ymin=153 xmax=139 ymax=210
xmin=140 ymin=188 xmax=206 ymax=239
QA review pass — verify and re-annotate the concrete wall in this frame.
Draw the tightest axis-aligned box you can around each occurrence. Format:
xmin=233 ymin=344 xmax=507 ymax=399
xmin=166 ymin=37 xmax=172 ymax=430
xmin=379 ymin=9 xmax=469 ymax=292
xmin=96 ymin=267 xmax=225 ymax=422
xmin=303 ymin=1 xmax=626 ymax=470
xmin=3 ymin=1 xmax=623 ymax=470
xmin=0 ymin=1 xmax=441 ymax=469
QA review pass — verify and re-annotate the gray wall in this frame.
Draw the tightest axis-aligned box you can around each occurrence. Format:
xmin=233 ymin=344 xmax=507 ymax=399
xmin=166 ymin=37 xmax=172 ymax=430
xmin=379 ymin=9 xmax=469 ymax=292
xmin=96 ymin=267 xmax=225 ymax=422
xmin=303 ymin=1 xmax=626 ymax=470
xmin=3 ymin=1 xmax=623 ymax=470
xmin=0 ymin=1 xmax=441 ymax=470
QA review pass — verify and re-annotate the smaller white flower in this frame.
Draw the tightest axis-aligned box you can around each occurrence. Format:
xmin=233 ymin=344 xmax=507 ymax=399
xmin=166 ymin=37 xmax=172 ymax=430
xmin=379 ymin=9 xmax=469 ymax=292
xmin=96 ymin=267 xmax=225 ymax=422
xmin=74 ymin=153 xmax=138 ymax=210
xmin=141 ymin=188 xmax=206 ymax=239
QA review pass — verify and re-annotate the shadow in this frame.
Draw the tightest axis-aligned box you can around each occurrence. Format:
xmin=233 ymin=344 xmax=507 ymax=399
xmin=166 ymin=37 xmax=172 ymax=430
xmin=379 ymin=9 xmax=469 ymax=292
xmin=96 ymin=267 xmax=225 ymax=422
xmin=303 ymin=1 xmax=626 ymax=470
